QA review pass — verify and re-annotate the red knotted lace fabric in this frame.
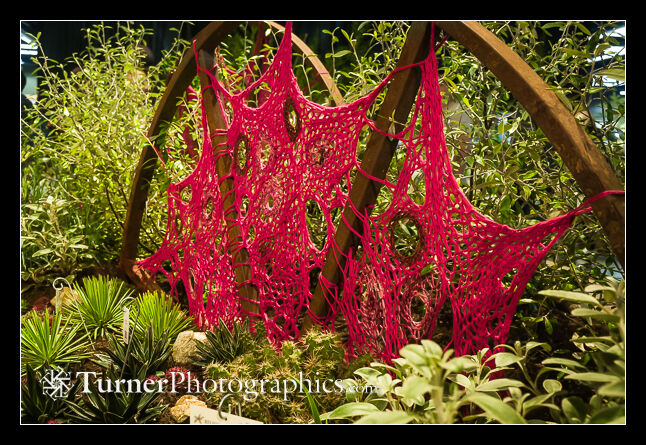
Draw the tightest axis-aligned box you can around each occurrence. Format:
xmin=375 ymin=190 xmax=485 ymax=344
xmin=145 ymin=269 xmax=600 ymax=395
xmin=139 ymin=22 xmax=623 ymax=361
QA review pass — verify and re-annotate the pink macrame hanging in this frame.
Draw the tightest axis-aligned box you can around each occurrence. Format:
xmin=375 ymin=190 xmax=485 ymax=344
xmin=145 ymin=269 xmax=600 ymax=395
xmin=139 ymin=22 xmax=623 ymax=362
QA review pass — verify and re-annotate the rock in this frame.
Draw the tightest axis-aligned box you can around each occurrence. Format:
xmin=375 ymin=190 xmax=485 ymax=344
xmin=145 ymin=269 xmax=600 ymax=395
xmin=50 ymin=287 xmax=81 ymax=308
xmin=170 ymin=395 xmax=207 ymax=423
xmin=172 ymin=330 xmax=207 ymax=366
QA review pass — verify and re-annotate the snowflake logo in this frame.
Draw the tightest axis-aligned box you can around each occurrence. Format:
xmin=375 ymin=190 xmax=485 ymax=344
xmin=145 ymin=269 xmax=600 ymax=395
xmin=40 ymin=369 xmax=72 ymax=400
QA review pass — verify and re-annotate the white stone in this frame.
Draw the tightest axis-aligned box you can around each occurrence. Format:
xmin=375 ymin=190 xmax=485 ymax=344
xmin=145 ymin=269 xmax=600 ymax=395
xmin=172 ymin=330 xmax=207 ymax=366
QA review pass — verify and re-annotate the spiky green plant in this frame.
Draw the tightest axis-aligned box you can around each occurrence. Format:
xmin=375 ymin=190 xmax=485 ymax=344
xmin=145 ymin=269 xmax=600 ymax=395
xmin=65 ymin=371 xmax=166 ymax=424
xmin=94 ymin=325 xmax=173 ymax=381
xmin=21 ymin=309 xmax=92 ymax=374
xmin=20 ymin=364 xmax=81 ymax=423
xmin=192 ymin=318 xmax=252 ymax=367
xmin=133 ymin=291 xmax=193 ymax=343
xmin=66 ymin=275 xmax=134 ymax=340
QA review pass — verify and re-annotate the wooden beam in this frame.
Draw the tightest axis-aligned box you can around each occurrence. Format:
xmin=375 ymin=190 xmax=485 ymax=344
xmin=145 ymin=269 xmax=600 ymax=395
xmin=302 ymin=21 xmax=432 ymax=332
xmin=196 ymin=50 xmax=260 ymax=315
xmin=434 ymin=21 xmax=625 ymax=268
xmin=119 ymin=21 xmax=242 ymax=280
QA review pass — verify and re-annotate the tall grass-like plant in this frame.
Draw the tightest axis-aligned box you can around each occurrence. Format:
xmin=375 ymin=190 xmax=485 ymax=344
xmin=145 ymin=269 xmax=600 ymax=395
xmin=21 ymin=310 xmax=92 ymax=374
xmin=133 ymin=291 xmax=193 ymax=343
xmin=67 ymin=275 xmax=134 ymax=340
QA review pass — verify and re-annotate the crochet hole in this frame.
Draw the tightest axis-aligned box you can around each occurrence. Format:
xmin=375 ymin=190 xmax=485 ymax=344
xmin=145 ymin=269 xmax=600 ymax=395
xmin=284 ymin=97 xmax=301 ymax=142
xmin=306 ymin=199 xmax=327 ymax=251
xmin=389 ymin=215 xmax=422 ymax=262
xmin=181 ymin=185 xmax=192 ymax=203
xmin=240 ymin=195 xmax=249 ymax=218
xmin=501 ymin=268 xmax=518 ymax=289
xmin=203 ymin=196 xmax=214 ymax=220
xmin=407 ymin=169 xmax=426 ymax=205
xmin=247 ymin=81 xmax=271 ymax=108
xmin=234 ymin=134 xmax=250 ymax=175
xmin=410 ymin=291 xmax=427 ymax=323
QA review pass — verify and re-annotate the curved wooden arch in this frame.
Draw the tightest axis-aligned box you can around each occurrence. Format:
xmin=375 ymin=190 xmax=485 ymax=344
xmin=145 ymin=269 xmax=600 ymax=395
xmin=118 ymin=21 xmax=345 ymax=288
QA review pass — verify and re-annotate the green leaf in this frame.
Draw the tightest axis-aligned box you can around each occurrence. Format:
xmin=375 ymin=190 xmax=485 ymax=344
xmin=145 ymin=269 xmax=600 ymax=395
xmin=332 ymin=50 xmax=352 ymax=58
xmin=466 ymin=393 xmax=526 ymax=424
xmin=587 ymin=405 xmax=625 ymax=424
xmin=561 ymin=396 xmax=587 ymax=423
xmin=32 ymin=248 xmax=53 ymax=257
xmin=570 ymin=308 xmax=620 ymax=322
xmin=400 ymin=376 xmax=432 ymax=403
xmin=493 ymin=352 xmax=522 ymax=368
xmin=542 ymin=357 xmax=587 ymax=370
xmin=355 ymin=410 xmax=415 ymax=424
xmin=565 ymin=372 xmax=620 ymax=383
xmin=319 ymin=402 xmax=381 ymax=420
xmin=542 ymin=379 xmax=562 ymax=394
xmin=538 ymin=290 xmax=602 ymax=308
xmin=597 ymin=380 xmax=625 ymax=398
xmin=476 ymin=378 xmax=526 ymax=393
xmin=596 ymin=68 xmax=625 ymax=82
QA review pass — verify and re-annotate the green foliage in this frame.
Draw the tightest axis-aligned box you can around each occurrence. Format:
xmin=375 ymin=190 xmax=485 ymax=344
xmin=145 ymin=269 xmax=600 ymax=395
xmin=538 ymin=277 xmax=625 ymax=423
xmin=66 ymin=275 xmax=134 ymax=340
xmin=20 ymin=309 xmax=92 ymax=374
xmin=437 ymin=21 xmax=624 ymax=290
xmin=65 ymin=371 xmax=166 ymax=424
xmin=321 ymin=340 xmax=532 ymax=424
xmin=133 ymin=291 xmax=193 ymax=343
xmin=20 ymin=364 xmax=81 ymax=423
xmin=95 ymin=325 xmax=173 ymax=381
xmin=21 ymin=22 xmax=189 ymax=282
xmin=202 ymin=323 xmax=348 ymax=424
xmin=192 ymin=318 xmax=252 ymax=367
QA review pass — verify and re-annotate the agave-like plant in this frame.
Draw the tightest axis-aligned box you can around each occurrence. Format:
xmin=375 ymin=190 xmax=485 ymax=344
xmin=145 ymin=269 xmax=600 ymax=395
xmin=192 ymin=318 xmax=251 ymax=367
xmin=94 ymin=325 xmax=173 ymax=381
xmin=20 ymin=364 xmax=81 ymax=423
xmin=66 ymin=275 xmax=134 ymax=340
xmin=65 ymin=369 xmax=167 ymax=424
xmin=21 ymin=309 xmax=92 ymax=374
xmin=133 ymin=291 xmax=193 ymax=343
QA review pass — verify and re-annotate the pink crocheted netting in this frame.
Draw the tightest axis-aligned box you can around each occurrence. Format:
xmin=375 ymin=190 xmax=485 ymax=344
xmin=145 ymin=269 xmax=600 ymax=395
xmin=139 ymin=22 xmax=621 ymax=361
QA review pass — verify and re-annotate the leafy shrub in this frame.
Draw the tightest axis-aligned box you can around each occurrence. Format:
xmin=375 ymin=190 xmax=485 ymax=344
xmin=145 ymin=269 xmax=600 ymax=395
xmin=321 ymin=340 xmax=534 ymax=424
xmin=21 ymin=310 xmax=92 ymax=374
xmin=133 ymin=291 xmax=193 ymax=343
xmin=538 ymin=277 xmax=625 ymax=423
xmin=66 ymin=275 xmax=134 ymax=340
xmin=20 ymin=22 xmax=188 ymax=281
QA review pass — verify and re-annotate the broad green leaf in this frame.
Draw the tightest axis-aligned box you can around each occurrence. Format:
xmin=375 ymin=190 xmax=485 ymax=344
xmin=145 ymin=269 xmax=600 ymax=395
xmin=597 ymin=380 xmax=625 ymax=398
xmin=319 ymin=402 xmax=380 ymax=420
xmin=476 ymin=378 xmax=526 ymax=393
xmin=561 ymin=396 xmax=587 ymax=423
xmin=355 ymin=410 xmax=415 ymax=424
xmin=493 ymin=352 xmax=522 ymax=368
xmin=565 ymin=372 xmax=620 ymax=383
xmin=570 ymin=308 xmax=620 ymax=322
xmin=587 ymin=406 xmax=625 ymax=424
xmin=466 ymin=393 xmax=526 ymax=424
xmin=539 ymin=290 xmax=602 ymax=308
xmin=595 ymin=68 xmax=625 ymax=82
xmin=542 ymin=357 xmax=587 ymax=370
xmin=401 ymin=375 xmax=432 ymax=403
xmin=542 ymin=379 xmax=562 ymax=393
